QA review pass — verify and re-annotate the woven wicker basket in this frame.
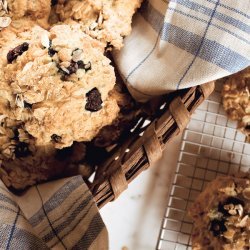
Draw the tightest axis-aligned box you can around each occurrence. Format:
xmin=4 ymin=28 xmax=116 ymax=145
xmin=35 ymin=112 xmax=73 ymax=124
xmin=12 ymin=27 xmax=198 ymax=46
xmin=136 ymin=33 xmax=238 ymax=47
xmin=89 ymin=81 xmax=215 ymax=208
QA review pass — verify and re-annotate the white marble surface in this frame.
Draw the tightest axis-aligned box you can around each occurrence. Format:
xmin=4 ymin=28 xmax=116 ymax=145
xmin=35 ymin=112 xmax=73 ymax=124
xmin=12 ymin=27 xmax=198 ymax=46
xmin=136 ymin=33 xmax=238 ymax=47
xmin=101 ymin=134 xmax=182 ymax=250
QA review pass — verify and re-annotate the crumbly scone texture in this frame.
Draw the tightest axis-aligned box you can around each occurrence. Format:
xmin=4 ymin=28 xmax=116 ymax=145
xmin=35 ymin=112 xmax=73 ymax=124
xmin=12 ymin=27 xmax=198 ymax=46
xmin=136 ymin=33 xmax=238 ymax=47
xmin=54 ymin=0 xmax=143 ymax=49
xmin=189 ymin=176 xmax=250 ymax=250
xmin=6 ymin=0 xmax=51 ymax=28
xmin=222 ymin=67 xmax=250 ymax=142
xmin=0 ymin=115 xmax=87 ymax=189
xmin=93 ymin=81 xmax=142 ymax=147
xmin=0 ymin=0 xmax=12 ymax=30
xmin=0 ymin=24 xmax=119 ymax=149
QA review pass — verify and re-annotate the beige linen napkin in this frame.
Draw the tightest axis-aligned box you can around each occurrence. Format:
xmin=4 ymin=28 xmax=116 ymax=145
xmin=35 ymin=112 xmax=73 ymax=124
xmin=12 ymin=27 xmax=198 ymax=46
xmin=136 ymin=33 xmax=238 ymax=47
xmin=0 ymin=176 xmax=108 ymax=250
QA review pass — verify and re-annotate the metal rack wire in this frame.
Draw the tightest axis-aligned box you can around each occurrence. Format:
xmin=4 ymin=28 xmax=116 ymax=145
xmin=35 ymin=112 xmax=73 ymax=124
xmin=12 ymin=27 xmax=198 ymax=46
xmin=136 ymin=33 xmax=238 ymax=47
xmin=156 ymin=82 xmax=250 ymax=250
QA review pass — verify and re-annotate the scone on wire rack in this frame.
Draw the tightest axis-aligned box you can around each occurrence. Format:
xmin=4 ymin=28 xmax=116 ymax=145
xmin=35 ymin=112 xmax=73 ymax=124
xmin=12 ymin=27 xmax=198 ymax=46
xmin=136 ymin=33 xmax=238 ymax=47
xmin=52 ymin=0 xmax=143 ymax=49
xmin=189 ymin=176 xmax=250 ymax=250
xmin=222 ymin=67 xmax=250 ymax=142
xmin=0 ymin=23 xmax=119 ymax=149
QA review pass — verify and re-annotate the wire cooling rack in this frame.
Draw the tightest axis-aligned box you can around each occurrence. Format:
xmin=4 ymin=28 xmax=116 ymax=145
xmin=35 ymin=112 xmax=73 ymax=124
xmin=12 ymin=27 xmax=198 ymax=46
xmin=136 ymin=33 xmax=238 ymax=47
xmin=156 ymin=82 xmax=250 ymax=250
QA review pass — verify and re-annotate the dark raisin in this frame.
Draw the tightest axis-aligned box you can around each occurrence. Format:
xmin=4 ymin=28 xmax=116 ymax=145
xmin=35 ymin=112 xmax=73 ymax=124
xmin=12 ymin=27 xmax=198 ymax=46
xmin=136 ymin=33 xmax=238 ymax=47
xmin=209 ymin=219 xmax=227 ymax=237
xmin=67 ymin=61 xmax=78 ymax=74
xmin=218 ymin=197 xmax=245 ymax=216
xmin=51 ymin=0 xmax=58 ymax=6
xmin=59 ymin=61 xmax=78 ymax=79
xmin=77 ymin=60 xmax=85 ymax=69
xmin=14 ymin=142 xmax=31 ymax=158
xmin=48 ymin=47 xmax=57 ymax=57
xmin=77 ymin=60 xmax=91 ymax=72
xmin=105 ymin=42 xmax=113 ymax=51
xmin=12 ymin=128 xmax=19 ymax=141
xmin=51 ymin=134 xmax=62 ymax=143
xmin=7 ymin=42 xmax=29 ymax=63
xmin=85 ymin=88 xmax=102 ymax=112
xmin=23 ymin=101 xmax=33 ymax=109
xmin=245 ymin=124 xmax=250 ymax=131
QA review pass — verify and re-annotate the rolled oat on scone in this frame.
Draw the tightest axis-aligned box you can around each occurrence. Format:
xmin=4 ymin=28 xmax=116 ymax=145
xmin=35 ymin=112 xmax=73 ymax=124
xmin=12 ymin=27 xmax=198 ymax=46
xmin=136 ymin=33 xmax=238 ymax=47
xmin=53 ymin=0 xmax=143 ymax=49
xmin=0 ymin=0 xmax=51 ymax=29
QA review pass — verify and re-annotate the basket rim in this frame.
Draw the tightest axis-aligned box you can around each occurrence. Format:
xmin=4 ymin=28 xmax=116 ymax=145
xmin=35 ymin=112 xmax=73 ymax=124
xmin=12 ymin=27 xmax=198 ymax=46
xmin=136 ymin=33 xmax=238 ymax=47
xmin=90 ymin=82 xmax=215 ymax=208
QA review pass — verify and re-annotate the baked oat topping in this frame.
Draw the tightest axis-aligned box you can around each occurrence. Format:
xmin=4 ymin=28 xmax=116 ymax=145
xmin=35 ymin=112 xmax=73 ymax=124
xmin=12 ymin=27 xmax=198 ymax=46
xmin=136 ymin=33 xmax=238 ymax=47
xmin=0 ymin=24 xmax=119 ymax=148
xmin=6 ymin=0 xmax=51 ymax=28
xmin=189 ymin=176 xmax=250 ymax=250
xmin=54 ymin=0 xmax=143 ymax=49
xmin=72 ymin=48 xmax=83 ymax=62
xmin=222 ymin=67 xmax=250 ymax=142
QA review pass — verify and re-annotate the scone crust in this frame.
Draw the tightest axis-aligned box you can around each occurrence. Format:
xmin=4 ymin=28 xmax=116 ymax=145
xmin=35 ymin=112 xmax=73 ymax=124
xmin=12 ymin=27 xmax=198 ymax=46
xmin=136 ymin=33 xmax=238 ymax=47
xmin=54 ymin=0 xmax=143 ymax=49
xmin=189 ymin=176 xmax=250 ymax=250
xmin=222 ymin=67 xmax=250 ymax=142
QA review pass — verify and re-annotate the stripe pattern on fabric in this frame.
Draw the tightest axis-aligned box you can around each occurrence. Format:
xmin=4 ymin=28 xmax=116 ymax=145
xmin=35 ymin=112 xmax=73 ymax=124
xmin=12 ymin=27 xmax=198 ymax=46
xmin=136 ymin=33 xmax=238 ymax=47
xmin=113 ymin=0 xmax=250 ymax=101
xmin=0 ymin=176 xmax=108 ymax=250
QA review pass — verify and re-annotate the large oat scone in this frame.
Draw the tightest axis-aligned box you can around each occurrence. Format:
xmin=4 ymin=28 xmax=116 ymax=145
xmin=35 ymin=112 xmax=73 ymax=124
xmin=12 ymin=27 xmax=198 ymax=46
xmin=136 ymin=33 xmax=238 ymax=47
xmin=0 ymin=0 xmax=51 ymax=30
xmin=53 ymin=0 xmax=143 ymax=49
xmin=189 ymin=176 xmax=250 ymax=250
xmin=0 ymin=23 xmax=119 ymax=149
xmin=222 ymin=67 xmax=250 ymax=142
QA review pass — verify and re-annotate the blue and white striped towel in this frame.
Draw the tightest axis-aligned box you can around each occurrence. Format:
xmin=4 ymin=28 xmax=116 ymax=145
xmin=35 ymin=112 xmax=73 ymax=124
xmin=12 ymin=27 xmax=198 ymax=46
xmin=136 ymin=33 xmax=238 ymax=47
xmin=113 ymin=0 xmax=250 ymax=102
xmin=0 ymin=176 xmax=108 ymax=250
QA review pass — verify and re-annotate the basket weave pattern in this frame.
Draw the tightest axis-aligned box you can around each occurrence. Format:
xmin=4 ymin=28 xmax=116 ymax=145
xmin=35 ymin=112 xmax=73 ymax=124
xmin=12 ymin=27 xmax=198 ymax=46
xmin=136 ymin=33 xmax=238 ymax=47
xmin=90 ymin=82 xmax=215 ymax=208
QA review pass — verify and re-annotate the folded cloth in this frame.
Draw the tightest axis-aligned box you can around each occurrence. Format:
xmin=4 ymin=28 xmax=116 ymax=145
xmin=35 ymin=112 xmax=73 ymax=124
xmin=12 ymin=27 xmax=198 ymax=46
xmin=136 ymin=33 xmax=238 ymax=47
xmin=113 ymin=0 xmax=250 ymax=102
xmin=0 ymin=176 xmax=108 ymax=250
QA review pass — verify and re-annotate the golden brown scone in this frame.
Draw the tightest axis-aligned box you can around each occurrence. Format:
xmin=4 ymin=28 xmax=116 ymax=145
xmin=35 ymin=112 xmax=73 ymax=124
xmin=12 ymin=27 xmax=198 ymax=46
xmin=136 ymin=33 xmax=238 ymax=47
xmin=54 ymin=0 xmax=143 ymax=49
xmin=189 ymin=176 xmax=250 ymax=250
xmin=0 ymin=116 xmax=87 ymax=189
xmin=222 ymin=67 xmax=250 ymax=142
xmin=0 ymin=23 xmax=119 ymax=148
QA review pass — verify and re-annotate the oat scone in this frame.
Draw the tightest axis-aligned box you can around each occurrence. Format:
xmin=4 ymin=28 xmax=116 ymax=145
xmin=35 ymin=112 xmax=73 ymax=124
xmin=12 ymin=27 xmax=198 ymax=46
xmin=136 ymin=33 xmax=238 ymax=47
xmin=222 ymin=67 xmax=250 ymax=142
xmin=189 ymin=176 xmax=250 ymax=250
xmin=0 ymin=116 xmax=87 ymax=189
xmin=54 ymin=0 xmax=143 ymax=49
xmin=0 ymin=24 xmax=119 ymax=148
